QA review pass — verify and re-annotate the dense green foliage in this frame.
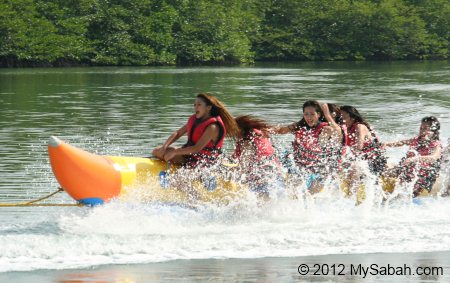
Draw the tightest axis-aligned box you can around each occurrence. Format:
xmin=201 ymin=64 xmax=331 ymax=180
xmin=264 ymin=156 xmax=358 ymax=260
xmin=0 ymin=0 xmax=448 ymax=66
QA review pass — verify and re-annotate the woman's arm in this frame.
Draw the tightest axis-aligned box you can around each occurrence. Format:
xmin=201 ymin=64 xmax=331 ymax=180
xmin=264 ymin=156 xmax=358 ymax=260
xmin=164 ymin=124 xmax=219 ymax=161
xmin=383 ymin=138 xmax=413 ymax=148
xmin=355 ymin=124 xmax=371 ymax=151
xmin=152 ymin=125 xmax=187 ymax=158
xmin=163 ymin=125 xmax=187 ymax=149
xmin=321 ymin=103 xmax=343 ymax=142
xmin=272 ymin=123 xmax=296 ymax=134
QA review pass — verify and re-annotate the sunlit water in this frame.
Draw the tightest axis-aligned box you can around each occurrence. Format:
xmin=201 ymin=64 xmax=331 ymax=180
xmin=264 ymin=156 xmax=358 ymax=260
xmin=0 ymin=62 xmax=449 ymax=273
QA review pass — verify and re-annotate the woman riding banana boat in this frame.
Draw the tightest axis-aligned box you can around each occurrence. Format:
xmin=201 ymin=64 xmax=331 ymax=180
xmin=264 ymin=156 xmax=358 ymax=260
xmin=150 ymin=93 xmax=243 ymax=197
xmin=272 ymin=100 xmax=347 ymax=194
xmin=382 ymin=116 xmax=443 ymax=198
xmin=48 ymin=95 xmax=447 ymax=205
xmin=339 ymin=105 xmax=387 ymax=202
xmin=152 ymin=93 xmax=239 ymax=168
xmin=232 ymin=115 xmax=285 ymax=199
xmin=153 ymin=98 xmax=441 ymax=203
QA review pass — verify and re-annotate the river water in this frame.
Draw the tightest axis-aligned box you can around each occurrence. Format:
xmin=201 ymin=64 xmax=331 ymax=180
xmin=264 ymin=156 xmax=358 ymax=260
xmin=0 ymin=62 xmax=449 ymax=281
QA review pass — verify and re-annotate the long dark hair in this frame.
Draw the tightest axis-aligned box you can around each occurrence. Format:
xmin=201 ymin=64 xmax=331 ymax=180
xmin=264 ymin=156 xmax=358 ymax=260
xmin=197 ymin=93 xmax=239 ymax=139
xmin=235 ymin=115 xmax=271 ymax=140
xmin=340 ymin=105 xmax=380 ymax=143
xmin=296 ymin=100 xmax=324 ymax=129
xmin=327 ymin=103 xmax=344 ymax=125
xmin=421 ymin=116 xmax=440 ymax=141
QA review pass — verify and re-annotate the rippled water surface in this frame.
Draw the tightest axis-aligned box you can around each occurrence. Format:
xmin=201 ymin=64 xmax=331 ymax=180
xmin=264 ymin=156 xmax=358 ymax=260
xmin=0 ymin=62 xmax=449 ymax=275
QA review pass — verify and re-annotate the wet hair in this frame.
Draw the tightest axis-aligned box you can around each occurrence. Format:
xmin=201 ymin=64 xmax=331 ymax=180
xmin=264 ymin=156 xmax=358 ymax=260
xmin=235 ymin=115 xmax=272 ymax=140
xmin=197 ymin=93 xmax=239 ymax=139
xmin=340 ymin=105 xmax=371 ymax=128
xmin=296 ymin=100 xmax=324 ymax=128
xmin=421 ymin=116 xmax=440 ymax=141
xmin=327 ymin=103 xmax=344 ymax=125
xmin=340 ymin=105 xmax=380 ymax=143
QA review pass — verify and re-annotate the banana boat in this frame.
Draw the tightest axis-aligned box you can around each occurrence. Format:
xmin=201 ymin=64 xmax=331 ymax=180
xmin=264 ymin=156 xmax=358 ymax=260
xmin=48 ymin=136 xmax=448 ymax=206
xmin=47 ymin=136 xmax=245 ymax=205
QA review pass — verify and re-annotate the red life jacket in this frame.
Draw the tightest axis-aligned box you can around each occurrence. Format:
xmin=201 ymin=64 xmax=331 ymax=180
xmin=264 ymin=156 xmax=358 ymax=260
xmin=234 ymin=129 xmax=274 ymax=161
xmin=347 ymin=122 xmax=387 ymax=174
xmin=185 ymin=114 xmax=226 ymax=167
xmin=233 ymin=129 xmax=282 ymax=186
xmin=401 ymin=137 xmax=442 ymax=193
xmin=408 ymin=137 xmax=441 ymax=157
xmin=292 ymin=122 xmax=328 ymax=173
xmin=347 ymin=122 xmax=381 ymax=161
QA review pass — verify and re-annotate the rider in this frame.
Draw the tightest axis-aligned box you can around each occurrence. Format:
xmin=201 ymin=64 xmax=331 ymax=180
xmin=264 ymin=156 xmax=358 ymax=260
xmin=383 ymin=116 xmax=443 ymax=197
xmin=340 ymin=105 xmax=387 ymax=176
xmin=273 ymin=100 xmax=334 ymax=193
xmin=319 ymin=103 xmax=349 ymax=176
xmin=152 ymin=93 xmax=239 ymax=168
xmin=339 ymin=105 xmax=386 ymax=203
xmin=233 ymin=115 xmax=285 ymax=198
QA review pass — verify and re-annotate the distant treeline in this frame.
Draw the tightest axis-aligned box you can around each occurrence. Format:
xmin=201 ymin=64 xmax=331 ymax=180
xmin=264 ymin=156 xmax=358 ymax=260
xmin=0 ymin=0 xmax=449 ymax=67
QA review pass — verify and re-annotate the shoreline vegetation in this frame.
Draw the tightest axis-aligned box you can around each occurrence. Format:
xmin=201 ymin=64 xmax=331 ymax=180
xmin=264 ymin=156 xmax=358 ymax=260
xmin=0 ymin=0 xmax=449 ymax=68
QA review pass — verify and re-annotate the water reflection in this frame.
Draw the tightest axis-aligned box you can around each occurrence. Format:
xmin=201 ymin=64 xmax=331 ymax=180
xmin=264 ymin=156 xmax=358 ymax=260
xmin=1 ymin=252 xmax=448 ymax=282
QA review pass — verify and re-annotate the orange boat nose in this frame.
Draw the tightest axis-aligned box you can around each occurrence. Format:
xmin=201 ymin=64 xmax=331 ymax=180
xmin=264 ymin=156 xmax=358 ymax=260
xmin=48 ymin=136 xmax=121 ymax=205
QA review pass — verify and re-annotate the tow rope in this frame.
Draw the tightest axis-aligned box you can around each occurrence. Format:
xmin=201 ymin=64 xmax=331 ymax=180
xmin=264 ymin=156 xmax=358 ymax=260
xmin=0 ymin=187 xmax=82 ymax=207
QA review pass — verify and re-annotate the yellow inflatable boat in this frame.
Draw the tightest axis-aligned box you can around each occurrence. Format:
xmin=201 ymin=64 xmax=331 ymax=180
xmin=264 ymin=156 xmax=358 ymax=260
xmin=48 ymin=136 xmax=448 ymax=206
xmin=48 ymin=136 xmax=244 ymax=206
